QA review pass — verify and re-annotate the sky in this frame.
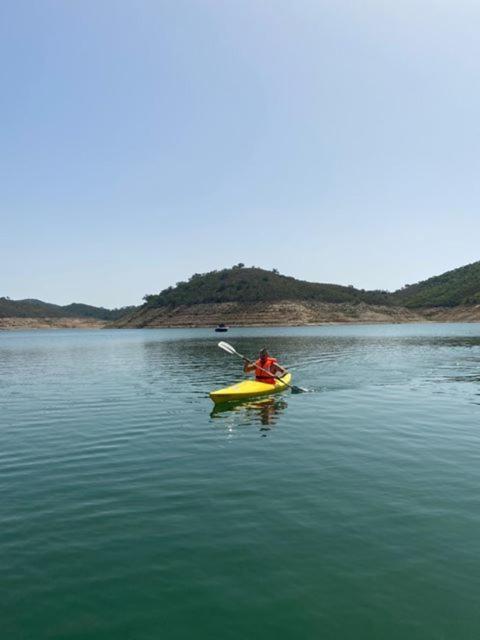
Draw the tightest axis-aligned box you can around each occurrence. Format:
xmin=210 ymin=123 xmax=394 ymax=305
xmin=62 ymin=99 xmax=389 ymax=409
xmin=1 ymin=0 xmax=480 ymax=308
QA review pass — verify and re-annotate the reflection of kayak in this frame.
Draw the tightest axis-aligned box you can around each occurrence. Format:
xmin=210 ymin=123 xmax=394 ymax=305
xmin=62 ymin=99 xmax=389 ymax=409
xmin=211 ymin=396 xmax=275 ymax=414
xmin=211 ymin=396 xmax=287 ymax=415
xmin=209 ymin=373 xmax=292 ymax=404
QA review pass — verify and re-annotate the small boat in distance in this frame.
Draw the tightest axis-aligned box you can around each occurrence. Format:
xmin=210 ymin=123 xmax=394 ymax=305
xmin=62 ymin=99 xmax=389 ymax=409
xmin=214 ymin=323 xmax=228 ymax=332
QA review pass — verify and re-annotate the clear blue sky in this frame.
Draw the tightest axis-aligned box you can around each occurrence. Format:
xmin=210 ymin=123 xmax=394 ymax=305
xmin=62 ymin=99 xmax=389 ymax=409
xmin=1 ymin=1 xmax=479 ymax=307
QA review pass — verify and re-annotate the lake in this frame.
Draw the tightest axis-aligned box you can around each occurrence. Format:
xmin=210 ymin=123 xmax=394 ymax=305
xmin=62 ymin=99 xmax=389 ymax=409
xmin=1 ymin=324 xmax=480 ymax=639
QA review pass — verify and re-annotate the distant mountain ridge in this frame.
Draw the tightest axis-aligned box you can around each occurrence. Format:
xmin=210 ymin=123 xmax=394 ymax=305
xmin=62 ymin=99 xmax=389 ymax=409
xmin=0 ymin=297 xmax=135 ymax=320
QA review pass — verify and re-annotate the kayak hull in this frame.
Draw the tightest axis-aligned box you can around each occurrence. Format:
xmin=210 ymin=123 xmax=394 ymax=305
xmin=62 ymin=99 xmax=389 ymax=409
xmin=209 ymin=373 xmax=292 ymax=404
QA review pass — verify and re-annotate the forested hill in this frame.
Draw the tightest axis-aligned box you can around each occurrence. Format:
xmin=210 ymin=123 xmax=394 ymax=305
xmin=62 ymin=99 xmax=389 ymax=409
xmin=143 ymin=266 xmax=391 ymax=307
xmin=0 ymin=298 xmax=135 ymax=320
xmin=391 ymin=260 xmax=480 ymax=308
xmin=142 ymin=262 xmax=480 ymax=310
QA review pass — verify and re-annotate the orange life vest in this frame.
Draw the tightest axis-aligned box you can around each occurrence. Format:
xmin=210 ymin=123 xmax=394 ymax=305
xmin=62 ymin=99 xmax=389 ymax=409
xmin=255 ymin=356 xmax=277 ymax=385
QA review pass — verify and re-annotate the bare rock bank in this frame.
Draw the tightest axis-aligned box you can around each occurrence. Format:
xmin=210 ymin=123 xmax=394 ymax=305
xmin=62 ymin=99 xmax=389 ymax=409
xmin=421 ymin=305 xmax=480 ymax=322
xmin=0 ymin=317 xmax=108 ymax=330
xmin=4 ymin=304 xmax=479 ymax=331
xmin=113 ymin=300 xmax=430 ymax=328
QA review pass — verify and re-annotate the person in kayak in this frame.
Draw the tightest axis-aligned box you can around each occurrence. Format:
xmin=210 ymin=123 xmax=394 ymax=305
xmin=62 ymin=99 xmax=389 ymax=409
xmin=243 ymin=348 xmax=286 ymax=384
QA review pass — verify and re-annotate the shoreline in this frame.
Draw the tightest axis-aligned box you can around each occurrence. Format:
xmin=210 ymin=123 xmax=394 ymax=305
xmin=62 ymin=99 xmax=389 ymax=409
xmin=112 ymin=300 xmax=480 ymax=329
xmin=2 ymin=302 xmax=480 ymax=331
xmin=2 ymin=318 xmax=480 ymax=331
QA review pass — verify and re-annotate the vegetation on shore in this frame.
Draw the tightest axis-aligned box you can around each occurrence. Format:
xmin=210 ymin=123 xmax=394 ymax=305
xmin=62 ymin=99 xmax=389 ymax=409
xmin=143 ymin=261 xmax=480 ymax=310
xmin=391 ymin=261 xmax=480 ymax=307
xmin=143 ymin=265 xmax=391 ymax=307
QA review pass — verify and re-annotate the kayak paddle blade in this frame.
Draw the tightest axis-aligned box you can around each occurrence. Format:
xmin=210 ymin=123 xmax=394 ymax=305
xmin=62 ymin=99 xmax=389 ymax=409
xmin=291 ymin=386 xmax=307 ymax=394
xmin=218 ymin=341 xmax=238 ymax=355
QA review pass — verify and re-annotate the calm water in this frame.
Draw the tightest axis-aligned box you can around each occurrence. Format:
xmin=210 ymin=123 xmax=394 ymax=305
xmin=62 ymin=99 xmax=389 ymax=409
xmin=2 ymin=324 xmax=480 ymax=639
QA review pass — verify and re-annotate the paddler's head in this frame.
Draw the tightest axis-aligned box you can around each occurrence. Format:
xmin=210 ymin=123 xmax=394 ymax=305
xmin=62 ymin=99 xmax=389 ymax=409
xmin=259 ymin=347 xmax=269 ymax=362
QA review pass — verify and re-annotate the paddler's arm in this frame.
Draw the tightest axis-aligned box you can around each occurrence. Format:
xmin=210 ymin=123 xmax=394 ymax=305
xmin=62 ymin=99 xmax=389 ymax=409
xmin=243 ymin=358 xmax=255 ymax=373
xmin=272 ymin=363 xmax=287 ymax=376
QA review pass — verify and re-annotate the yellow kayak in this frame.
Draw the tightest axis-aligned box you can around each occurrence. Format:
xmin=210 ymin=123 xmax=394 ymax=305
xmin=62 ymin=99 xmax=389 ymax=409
xmin=209 ymin=373 xmax=292 ymax=404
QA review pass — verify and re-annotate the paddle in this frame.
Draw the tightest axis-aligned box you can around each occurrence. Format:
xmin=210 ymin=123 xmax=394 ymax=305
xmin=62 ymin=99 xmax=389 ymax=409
xmin=218 ymin=341 xmax=306 ymax=394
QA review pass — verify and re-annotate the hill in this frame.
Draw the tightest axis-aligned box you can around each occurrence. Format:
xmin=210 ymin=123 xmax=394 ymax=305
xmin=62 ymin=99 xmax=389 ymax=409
xmin=115 ymin=262 xmax=480 ymax=328
xmin=143 ymin=266 xmax=391 ymax=307
xmin=0 ymin=297 xmax=135 ymax=321
xmin=392 ymin=261 xmax=480 ymax=307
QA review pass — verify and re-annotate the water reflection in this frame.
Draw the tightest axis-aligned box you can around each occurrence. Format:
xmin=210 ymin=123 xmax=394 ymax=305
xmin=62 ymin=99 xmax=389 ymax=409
xmin=210 ymin=397 xmax=288 ymax=434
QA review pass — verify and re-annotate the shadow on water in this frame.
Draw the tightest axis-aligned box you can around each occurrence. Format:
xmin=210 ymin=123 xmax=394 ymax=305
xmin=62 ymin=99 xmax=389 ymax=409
xmin=210 ymin=397 xmax=288 ymax=435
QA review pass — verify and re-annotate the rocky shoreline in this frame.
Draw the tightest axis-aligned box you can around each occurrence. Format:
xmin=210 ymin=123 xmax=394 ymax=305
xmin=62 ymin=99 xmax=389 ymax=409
xmin=0 ymin=317 xmax=108 ymax=330
xmin=2 ymin=302 xmax=480 ymax=330
xmin=112 ymin=301 xmax=480 ymax=328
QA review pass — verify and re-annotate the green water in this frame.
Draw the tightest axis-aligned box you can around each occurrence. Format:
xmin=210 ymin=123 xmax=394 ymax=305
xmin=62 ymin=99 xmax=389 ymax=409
xmin=2 ymin=324 xmax=480 ymax=639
